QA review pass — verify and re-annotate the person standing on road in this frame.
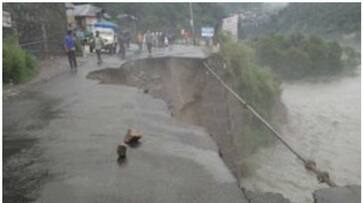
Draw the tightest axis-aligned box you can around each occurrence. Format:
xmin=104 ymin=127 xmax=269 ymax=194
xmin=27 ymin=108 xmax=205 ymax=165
xmin=124 ymin=31 xmax=131 ymax=49
xmin=163 ymin=33 xmax=169 ymax=53
xmin=152 ymin=32 xmax=158 ymax=48
xmin=118 ymin=32 xmax=126 ymax=60
xmin=94 ymin=31 xmax=104 ymax=65
xmin=144 ymin=30 xmax=153 ymax=55
xmin=137 ymin=33 xmax=143 ymax=53
xmin=64 ymin=30 xmax=77 ymax=71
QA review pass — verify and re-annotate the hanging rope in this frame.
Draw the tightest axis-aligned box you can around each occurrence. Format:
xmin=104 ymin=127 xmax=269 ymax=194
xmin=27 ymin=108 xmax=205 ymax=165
xmin=202 ymin=61 xmax=337 ymax=187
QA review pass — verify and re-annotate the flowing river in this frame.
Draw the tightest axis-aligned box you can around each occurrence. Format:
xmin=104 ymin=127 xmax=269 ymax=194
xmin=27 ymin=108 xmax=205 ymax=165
xmin=241 ymin=71 xmax=361 ymax=203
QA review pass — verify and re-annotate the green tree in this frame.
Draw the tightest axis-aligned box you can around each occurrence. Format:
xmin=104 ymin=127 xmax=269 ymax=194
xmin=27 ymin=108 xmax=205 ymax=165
xmin=252 ymin=34 xmax=348 ymax=79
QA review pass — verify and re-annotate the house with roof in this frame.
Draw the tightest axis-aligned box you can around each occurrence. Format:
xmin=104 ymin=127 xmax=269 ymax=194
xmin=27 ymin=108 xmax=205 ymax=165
xmin=73 ymin=4 xmax=102 ymax=31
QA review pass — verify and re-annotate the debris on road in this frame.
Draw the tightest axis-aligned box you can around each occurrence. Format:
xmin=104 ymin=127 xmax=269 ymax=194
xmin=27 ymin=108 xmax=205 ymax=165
xmin=124 ymin=128 xmax=143 ymax=144
xmin=117 ymin=144 xmax=127 ymax=159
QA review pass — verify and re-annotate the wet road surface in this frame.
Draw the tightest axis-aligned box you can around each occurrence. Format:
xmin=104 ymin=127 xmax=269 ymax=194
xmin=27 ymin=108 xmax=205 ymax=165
xmin=4 ymin=47 xmax=247 ymax=203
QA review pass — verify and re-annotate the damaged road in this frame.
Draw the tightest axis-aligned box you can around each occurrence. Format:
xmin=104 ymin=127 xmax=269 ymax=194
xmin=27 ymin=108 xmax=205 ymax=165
xmin=3 ymin=46 xmax=249 ymax=203
xmin=4 ymin=46 xmax=359 ymax=203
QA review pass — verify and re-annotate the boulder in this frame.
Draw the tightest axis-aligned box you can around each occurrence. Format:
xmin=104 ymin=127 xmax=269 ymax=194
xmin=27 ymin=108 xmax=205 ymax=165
xmin=117 ymin=144 xmax=127 ymax=159
xmin=124 ymin=128 xmax=143 ymax=144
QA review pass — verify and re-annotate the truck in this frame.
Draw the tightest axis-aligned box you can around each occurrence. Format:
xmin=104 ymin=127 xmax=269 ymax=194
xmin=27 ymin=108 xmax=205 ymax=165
xmin=93 ymin=21 xmax=119 ymax=54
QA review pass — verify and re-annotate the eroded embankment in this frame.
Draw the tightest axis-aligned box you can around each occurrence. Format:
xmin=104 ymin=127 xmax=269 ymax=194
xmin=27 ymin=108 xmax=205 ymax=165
xmin=87 ymin=57 xmax=285 ymax=181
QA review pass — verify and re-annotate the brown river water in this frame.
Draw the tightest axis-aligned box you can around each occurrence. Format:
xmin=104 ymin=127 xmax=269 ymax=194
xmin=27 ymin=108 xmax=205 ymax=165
xmin=241 ymin=72 xmax=361 ymax=203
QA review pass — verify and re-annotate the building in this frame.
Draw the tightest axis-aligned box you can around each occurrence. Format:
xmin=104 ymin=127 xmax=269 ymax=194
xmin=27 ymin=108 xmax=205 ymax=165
xmin=222 ymin=14 xmax=239 ymax=41
xmin=3 ymin=11 xmax=12 ymax=28
xmin=3 ymin=10 xmax=15 ymax=41
xmin=73 ymin=4 xmax=102 ymax=31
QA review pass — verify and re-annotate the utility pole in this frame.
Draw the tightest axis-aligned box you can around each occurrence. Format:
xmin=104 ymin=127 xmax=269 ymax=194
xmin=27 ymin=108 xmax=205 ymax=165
xmin=189 ymin=2 xmax=196 ymax=45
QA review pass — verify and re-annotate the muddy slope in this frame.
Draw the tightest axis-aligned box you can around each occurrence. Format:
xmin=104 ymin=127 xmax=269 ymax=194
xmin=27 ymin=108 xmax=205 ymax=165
xmin=87 ymin=57 xmax=285 ymax=180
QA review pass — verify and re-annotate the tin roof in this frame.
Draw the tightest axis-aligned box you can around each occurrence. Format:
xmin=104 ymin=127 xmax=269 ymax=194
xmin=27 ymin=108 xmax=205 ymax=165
xmin=74 ymin=4 xmax=101 ymax=17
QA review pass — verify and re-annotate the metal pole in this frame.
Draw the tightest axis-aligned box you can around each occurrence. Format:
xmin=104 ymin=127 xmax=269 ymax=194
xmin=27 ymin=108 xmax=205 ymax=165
xmin=189 ymin=2 xmax=196 ymax=45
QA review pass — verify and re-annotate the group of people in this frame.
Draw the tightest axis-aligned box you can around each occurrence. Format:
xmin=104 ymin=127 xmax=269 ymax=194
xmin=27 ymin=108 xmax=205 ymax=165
xmin=64 ymin=29 xmax=176 ymax=70
xmin=64 ymin=30 xmax=105 ymax=70
xmin=117 ymin=31 xmax=133 ymax=60
xmin=140 ymin=30 xmax=175 ymax=55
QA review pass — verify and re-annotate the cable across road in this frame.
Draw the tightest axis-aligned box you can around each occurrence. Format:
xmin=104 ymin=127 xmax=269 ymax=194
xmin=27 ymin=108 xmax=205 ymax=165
xmin=202 ymin=61 xmax=337 ymax=187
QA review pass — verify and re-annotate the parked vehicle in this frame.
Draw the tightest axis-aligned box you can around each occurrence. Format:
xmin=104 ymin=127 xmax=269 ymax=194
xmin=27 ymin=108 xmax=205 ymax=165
xmin=93 ymin=21 xmax=118 ymax=54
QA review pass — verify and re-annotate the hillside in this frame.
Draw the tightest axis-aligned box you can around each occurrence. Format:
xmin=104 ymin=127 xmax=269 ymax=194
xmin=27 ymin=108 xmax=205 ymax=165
xmin=242 ymin=3 xmax=361 ymax=45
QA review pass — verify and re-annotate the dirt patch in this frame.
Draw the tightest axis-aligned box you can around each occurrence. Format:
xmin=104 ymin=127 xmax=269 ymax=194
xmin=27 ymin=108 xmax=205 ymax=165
xmin=87 ymin=67 xmax=127 ymax=85
xmin=87 ymin=57 xmax=285 ymax=180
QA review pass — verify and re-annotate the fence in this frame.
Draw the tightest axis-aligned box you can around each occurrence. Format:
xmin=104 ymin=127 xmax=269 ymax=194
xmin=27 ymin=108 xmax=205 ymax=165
xmin=4 ymin=3 xmax=68 ymax=58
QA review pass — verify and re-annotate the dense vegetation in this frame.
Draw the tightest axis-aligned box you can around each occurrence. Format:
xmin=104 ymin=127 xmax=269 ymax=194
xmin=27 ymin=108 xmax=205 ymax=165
xmin=229 ymin=3 xmax=361 ymax=79
xmin=243 ymin=3 xmax=361 ymax=41
xmin=249 ymin=34 xmax=360 ymax=79
xmin=214 ymin=33 xmax=281 ymax=153
xmin=218 ymin=33 xmax=280 ymax=119
xmin=3 ymin=3 xmax=67 ymax=85
xmin=3 ymin=36 xmax=38 ymax=84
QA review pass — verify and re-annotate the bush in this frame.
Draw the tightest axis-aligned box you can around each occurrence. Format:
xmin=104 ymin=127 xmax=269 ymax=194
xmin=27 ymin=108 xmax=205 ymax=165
xmin=3 ymin=37 xmax=37 ymax=84
xmin=214 ymin=32 xmax=283 ymax=170
xmin=251 ymin=34 xmax=351 ymax=79
xmin=217 ymin=32 xmax=281 ymax=120
xmin=342 ymin=46 xmax=360 ymax=68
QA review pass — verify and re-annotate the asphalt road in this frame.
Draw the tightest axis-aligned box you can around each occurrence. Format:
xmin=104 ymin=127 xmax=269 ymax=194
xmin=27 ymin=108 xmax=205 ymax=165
xmin=4 ymin=46 xmax=248 ymax=203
